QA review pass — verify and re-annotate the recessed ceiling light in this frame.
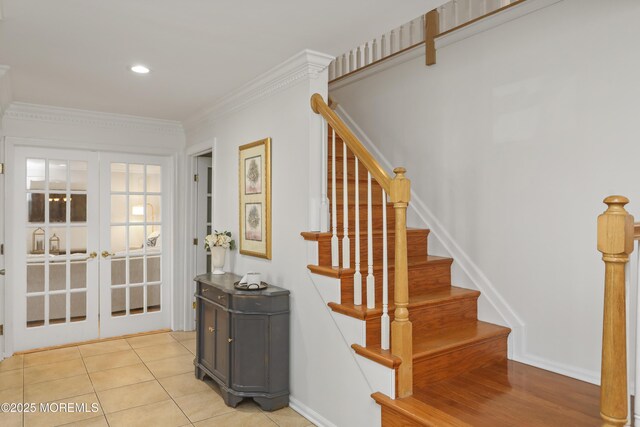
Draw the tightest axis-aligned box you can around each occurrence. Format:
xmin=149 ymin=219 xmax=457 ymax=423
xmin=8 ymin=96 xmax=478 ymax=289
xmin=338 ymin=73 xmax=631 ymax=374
xmin=131 ymin=65 xmax=150 ymax=74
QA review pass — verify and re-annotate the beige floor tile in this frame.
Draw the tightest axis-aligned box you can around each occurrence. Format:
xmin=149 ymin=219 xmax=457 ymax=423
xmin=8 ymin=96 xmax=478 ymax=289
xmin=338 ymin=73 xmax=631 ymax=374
xmin=89 ymin=363 xmax=154 ymax=391
xmin=145 ymin=354 xmax=195 ymax=379
xmin=78 ymin=339 xmax=132 ymax=358
xmin=194 ymin=411 xmax=277 ymax=427
xmin=0 ymin=355 xmax=24 ymax=372
xmin=135 ymin=342 xmax=193 ymax=363
xmin=24 ymin=392 xmax=102 ymax=427
xmin=180 ymin=339 xmax=196 ymax=355
xmin=0 ymin=411 xmax=22 ymax=427
xmin=170 ymin=331 xmax=196 ymax=342
xmin=264 ymin=406 xmax=314 ymax=427
xmin=126 ymin=333 xmax=176 ymax=349
xmin=24 ymin=346 xmax=81 ymax=367
xmin=173 ymin=388 xmax=235 ymax=422
xmin=96 ymin=380 xmax=171 ymax=414
xmin=0 ymin=369 xmax=23 ymax=391
xmin=24 ymin=358 xmax=87 ymax=385
xmin=157 ymin=372 xmax=212 ymax=399
xmin=83 ymin=349 xmax=141 ymax=373
xmin=106 ymin=399 xmax=189 ymax=427
xmin=0 ymin=387 xmax=23 ymax=404
xmin=24 ymin=374 xmax=94 ymax=403
xmin=60 ymin=415 xmax=109 ymax=427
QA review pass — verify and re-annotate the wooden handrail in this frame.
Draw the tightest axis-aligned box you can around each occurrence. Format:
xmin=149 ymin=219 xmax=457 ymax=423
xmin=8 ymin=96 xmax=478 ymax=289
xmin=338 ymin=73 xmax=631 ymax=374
xmin=310 ymin=94 xmax=391 ymax=193
xmin=597 ymin=196 xmax=635 ymax=426
xmin=311 ymin=93 xmax=413 ymax=397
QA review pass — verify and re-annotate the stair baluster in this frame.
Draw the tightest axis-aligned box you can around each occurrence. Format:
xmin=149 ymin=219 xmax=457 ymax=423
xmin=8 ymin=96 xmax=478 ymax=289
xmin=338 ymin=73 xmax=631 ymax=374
xmin=366 ymin=172 xmax=375 ymax=309
xmin=372 ymin=39 xmax=378 ymax=62
xmin=353 ymin=158 xmax=362 ymax=305
xmin=390 ymin=30 xmax=396 ymax=55
xmin=342 ymin=140 xmax=350 ymax=268
xmin=381 ymin=189 xmax=390 ymax=350
xmin=342 ymin=54 xmax=347 ymax=76
xmin=364 ymin=42 xmax=370 ymax=67
xmin=381 ymin=34 xmax=387 ymax=59
xmin=320 ymin=119 xmax=329 ymax=232
xmin=356 ymin=47 xmax=362 ymax=70
xmin=331 ymin=128 xmax=339 ymax=267
xmin=409 ymin=20 xmax=415 ymax=45
xmin=349 ymin=50 xmax=354 ymax=73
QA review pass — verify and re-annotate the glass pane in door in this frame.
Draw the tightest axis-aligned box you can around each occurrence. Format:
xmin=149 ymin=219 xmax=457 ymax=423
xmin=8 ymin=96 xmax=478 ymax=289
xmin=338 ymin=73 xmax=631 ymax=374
xmin=109 ymin=162 xmax=163 ymax=316
xmin=25 ymin=158 xmax=91 ymax=329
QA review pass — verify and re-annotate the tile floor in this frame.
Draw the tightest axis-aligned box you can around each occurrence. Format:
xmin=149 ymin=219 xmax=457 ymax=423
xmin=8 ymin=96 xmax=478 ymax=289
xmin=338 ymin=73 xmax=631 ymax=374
xmin=0 ymin=332 xmax=314 ymax=427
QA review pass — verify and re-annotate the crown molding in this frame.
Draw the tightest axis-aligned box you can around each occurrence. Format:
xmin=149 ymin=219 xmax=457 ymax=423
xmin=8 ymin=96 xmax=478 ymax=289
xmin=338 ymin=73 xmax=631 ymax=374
xmin=4 ymin=101 xmax=185 ymax=135
xmin=184 ymin=49 xmax=334 ymax=134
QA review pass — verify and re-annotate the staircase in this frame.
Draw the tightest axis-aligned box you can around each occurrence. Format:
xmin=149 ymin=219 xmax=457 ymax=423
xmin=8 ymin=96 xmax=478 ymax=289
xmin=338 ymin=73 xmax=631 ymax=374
xmin=303 ymin=94 xmax=602 ymax=426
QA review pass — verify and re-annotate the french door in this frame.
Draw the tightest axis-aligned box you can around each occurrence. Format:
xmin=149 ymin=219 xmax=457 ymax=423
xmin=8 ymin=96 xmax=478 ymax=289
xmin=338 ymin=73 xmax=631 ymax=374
xmin=13 ymin=148 xmax=171 ymax=351
xmin=14 ymin=148 xmax=100 ymax=350
xmin=99 ymin=153 xmax=171 ymax=338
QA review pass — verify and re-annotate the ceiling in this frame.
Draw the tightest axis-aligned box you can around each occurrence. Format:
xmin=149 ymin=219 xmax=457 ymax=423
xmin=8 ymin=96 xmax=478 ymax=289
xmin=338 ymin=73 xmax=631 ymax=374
xmin=0 ymin=0 xmax=439 ymax=121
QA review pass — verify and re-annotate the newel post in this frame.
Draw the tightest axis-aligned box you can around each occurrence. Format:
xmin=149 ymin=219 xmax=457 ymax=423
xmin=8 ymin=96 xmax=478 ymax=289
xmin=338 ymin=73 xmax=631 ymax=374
xmin=390 ymin=167 xmax=413 ymax=397
xmin=597 ymin=195 xmax=634 ymax=427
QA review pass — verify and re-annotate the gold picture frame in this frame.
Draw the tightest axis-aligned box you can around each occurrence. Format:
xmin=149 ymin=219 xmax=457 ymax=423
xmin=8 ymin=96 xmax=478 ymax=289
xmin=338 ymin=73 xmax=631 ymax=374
xmin=239 ymin=137 xmax=272 ymax=259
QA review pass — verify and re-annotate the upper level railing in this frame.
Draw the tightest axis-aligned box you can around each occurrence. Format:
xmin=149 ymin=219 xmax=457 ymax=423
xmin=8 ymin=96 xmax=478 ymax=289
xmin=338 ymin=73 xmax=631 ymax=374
xmin=311 ymin=93 xmax=414 ymax=397
xmin=329 ymin=0 xmax=523 ymax=82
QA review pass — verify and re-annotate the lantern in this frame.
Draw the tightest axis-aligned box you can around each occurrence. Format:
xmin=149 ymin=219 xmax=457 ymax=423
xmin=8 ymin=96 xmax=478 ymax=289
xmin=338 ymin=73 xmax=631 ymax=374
xmin=32 ymin=227 xmax=45 ymax=254
xmin=49 ymin=233 xmax=60 ymax=255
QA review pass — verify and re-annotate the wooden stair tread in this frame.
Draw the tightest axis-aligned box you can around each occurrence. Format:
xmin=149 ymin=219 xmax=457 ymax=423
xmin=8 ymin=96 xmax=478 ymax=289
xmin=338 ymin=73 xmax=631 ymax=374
xmin=301 ymin=228 xmax=428 ymax=241
xmin=372 ymin=392 xmax=472 ymax=427
xmin=353 ymin=320 xmax=509 ymax=367
xmin=413 ymin=321 xmax=510 ymax=358
xmin=410 ymin=360 xmax=601 ymax=426
xmin=306 ymin=255 xmax=453 ymax=278
xmin=328 ymin=286 xmax=480 ymax=320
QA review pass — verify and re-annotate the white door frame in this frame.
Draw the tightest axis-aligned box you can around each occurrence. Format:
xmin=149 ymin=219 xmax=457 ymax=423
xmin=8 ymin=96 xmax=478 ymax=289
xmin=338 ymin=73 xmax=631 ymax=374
xmin=183 ymin=139 xmax=214 ymax=331
xmin=3 ymin=136 xmax=180 ymax=356
xmin=0 ymin=137 xmax=5 ymax=360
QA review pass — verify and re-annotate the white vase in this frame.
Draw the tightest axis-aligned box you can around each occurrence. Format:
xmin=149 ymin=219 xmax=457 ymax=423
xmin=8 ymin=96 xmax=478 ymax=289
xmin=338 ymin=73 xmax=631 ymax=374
xmin=211 ymin=247 xmax=226 ymax=275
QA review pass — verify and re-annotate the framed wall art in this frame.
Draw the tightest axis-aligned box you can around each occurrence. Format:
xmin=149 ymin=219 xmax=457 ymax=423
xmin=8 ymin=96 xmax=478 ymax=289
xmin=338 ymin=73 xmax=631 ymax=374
xmin=238 ymin=137 xmax=271 ymax=259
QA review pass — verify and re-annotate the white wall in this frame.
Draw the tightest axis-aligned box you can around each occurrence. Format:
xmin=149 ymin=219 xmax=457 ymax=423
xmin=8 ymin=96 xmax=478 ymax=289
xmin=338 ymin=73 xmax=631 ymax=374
xmin=331 ymin=0 xmax=640 ymax=384
xmin=185 ymin=50 xmax=381 ymax=427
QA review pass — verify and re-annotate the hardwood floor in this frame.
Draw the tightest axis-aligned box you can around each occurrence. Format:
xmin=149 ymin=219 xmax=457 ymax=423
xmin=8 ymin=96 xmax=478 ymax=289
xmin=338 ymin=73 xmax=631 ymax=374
xmin=409 ymin=360 xmax=601 ymax=426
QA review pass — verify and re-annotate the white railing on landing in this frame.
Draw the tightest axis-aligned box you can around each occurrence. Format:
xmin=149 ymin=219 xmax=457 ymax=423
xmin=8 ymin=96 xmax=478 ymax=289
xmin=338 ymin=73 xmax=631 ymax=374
xmin=329 ymin=15 xmax=425 ymax=81
xmin=328 ymin=0 xmax=520 ymax=82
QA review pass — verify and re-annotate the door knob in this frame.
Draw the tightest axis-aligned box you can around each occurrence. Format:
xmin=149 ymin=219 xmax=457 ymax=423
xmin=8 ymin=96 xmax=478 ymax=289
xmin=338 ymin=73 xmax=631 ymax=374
xmin=208 ymin=327 xmax=215 ymax=333
xmin=228 ymin=338 xmax=233 ymax=343
xmin=101 ymin=250 xmax=115 ymax=258
xmin=0 ymin=269 xmax=5 ymax=276
xmin=87 ymin=252 xmax=97 ymax=260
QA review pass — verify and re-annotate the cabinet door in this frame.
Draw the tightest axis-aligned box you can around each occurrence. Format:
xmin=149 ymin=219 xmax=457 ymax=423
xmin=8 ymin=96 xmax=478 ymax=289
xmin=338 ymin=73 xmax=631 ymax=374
xmin=212 ymin=304 xmax=230 ymax=385
xmin=231 ymin=313 xmax=269 ymax=392
xmin=199 ymin=299 xmax=215 ymax=372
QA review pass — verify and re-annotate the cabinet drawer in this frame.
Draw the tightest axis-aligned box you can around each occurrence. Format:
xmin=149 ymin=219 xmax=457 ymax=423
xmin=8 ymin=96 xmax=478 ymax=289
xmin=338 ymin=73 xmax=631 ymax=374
xmin=198 ymin=282 xmax=229 ymax=307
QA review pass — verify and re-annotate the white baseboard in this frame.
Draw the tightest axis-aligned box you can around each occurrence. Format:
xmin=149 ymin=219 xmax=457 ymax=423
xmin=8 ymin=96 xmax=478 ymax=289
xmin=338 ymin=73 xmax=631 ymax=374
xmin=289 ymin=396 xmax=338 ymax=427
xmin=514 ymin=352 xmax=599 ymax=386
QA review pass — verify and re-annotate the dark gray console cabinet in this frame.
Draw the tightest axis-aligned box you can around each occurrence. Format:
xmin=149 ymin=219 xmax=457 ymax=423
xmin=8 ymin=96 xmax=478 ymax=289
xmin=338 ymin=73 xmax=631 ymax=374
xmin=194 ymin=273 xmax=290 ymax=411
